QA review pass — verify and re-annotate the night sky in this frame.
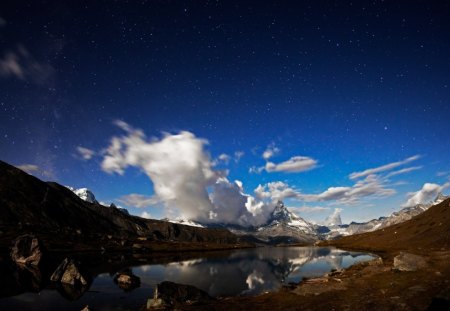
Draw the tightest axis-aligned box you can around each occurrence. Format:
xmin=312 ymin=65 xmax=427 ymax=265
xmin=1 ymin=1 xmax=449 ymax=224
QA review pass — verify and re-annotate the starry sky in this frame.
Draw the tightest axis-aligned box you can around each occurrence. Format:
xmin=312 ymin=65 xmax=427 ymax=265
xmin=1 ymin=1 xmax=449 ymax=224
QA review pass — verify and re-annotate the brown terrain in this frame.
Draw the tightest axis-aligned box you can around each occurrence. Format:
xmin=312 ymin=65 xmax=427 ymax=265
xmin=147 ymin=198 xmax=450 ymax=310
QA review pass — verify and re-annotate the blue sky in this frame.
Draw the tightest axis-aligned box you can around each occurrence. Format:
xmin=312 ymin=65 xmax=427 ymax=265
xmin=1 ymin=1 xmax=449 ymax=224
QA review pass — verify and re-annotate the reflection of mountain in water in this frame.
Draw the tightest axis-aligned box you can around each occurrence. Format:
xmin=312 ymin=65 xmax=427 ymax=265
xmin=0 ymin=247 xmax=374 ymax=309
xmin=135 ymin=247 xmax=374 ymax=296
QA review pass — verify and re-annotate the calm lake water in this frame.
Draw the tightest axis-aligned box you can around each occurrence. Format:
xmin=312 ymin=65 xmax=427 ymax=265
xmin=0 ymin=246 xmax=375 ymax=311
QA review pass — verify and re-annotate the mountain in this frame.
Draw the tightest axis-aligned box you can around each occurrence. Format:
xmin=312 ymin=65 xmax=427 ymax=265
xmin=0 ymin=160 xmax=239 ymax=251
xmin=227 ymin=201 xmax=318 ymax=245
xmin=325 ymin=193 xmax=449 ymax=239
xmin=324 ymin=208 xmax=342 ymax=226
xmin=324 ymin=196 xmax=450 ymax=252
xmin=66 ymin=186 xmax=98 ymax=204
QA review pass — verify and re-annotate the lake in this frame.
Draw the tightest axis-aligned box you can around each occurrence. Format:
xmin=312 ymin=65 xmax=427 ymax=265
xmin=0 ymin=246 xmax=376 ymax=310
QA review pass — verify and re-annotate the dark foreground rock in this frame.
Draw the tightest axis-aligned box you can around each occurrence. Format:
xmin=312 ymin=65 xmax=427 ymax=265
xmin=147 ymin=281 xmax=214 ymax=308
xmin=50 ymin=258 xmax=90 ymax=286
xmin=10 ymin=234 xmax=44 ymax=266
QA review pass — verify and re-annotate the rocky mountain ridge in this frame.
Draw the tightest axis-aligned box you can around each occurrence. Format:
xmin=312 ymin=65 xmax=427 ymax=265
xmin=0 ymin=160 xmax=239 ymax=251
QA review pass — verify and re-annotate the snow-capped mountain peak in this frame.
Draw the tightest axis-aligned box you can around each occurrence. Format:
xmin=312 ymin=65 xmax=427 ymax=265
xmin=66 ymin=186 xmax=98 ymax=204
xmin=270 ymin=201 xmax=292 ymax=223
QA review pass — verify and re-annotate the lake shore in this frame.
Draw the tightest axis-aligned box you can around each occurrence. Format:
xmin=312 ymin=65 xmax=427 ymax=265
xmin=144 ymin=199 xmax=450 ymax=310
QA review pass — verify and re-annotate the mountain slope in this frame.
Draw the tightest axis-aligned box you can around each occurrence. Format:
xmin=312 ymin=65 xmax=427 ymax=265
xmin=323 ymin=197 xmax=450 ymax=253
xmin=325 ymin=194 xmax=448 ymax=239
xmin=0 ymin=160 xmax=238 ymax=250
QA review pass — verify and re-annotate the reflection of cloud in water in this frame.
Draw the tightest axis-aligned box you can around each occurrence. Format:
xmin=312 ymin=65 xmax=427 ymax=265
xmin=246 ymin=270 xmax=264 ymax=290
xmin=129 ymin=247 xmax=375 ymax=297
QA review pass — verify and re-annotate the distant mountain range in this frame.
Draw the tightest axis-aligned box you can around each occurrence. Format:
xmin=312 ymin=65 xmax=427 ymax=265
xmin=155 ymin=194 xmax=448 ymax=244
xmin=323 ymin=193 xmax=448 ymax=239
xmin=3 ymin=159 xmax=447 ymax=248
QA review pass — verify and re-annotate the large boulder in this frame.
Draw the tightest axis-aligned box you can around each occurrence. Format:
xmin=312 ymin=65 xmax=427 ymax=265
xmin=393 ymin=252 xmax=427 ymax=271
xmin=147 ymin=281 xmax=214 ymax=308
xmin=114 ymin=269 xmax=140 ymax=291
xmin=50 ymin=258 xmax=89 ymax=287
xmin=10 ymin=234 xmax=44 ymax=266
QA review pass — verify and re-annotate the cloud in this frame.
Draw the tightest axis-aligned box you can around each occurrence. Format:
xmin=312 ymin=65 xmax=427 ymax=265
xmin=249 ymin=166 xmax=264 ymax=174
xmin=324 ymin=208 xmax=342 ymax=226
xmin=299 ymin=174 xmax=395 ymax=205
xmin=437 ymin=171 xmax=450 ymax=177
xmin=386 ymin=166 xmax=422 ymax=178
xmin=140 ymin=211 xmax=152 ymax=219
xmin=254 ymin=181 xmax=301 ymax=202
xmin=101 ymin=121 xmax=218 ymax=222
xmin=234 ymin=151 xmax=244 ymax=163
xmin=0 ymin=45 xmax=55 ymax=86
xmin=100 ymin=121 xmax=275 ymax=226
xmin=262 ymin=144 xmax=280 ymax=160
xmin=16 ymin=164 xmax=40 ymax=174
xmin=265 ymin=156 xmax=318 ymax=173
xmin=213 ymin=153 xmax=231 ymax=165
xmin=403 ymin=182 xmax=450 ymax=207
xmin=291 ymin=206 xmax=330 ymax=213
xmin=117 ymin=193 xmax=160 ymax=208
xmin=349 ymin=155 xmax=421 ymax=180
xmin=15 ymin=163 xmax=53 ymax=178
xmin=0 ymin=17 xmax=6 ymax=27
xmin=76 ymin=146 xmax=95 ymax=160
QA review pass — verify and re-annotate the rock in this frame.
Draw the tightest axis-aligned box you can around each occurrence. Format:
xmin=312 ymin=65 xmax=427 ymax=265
xmin=114 ymin=269 xmax=140 ymax=291
xmin=393 ymin=252 xmax=427 ymax=271
xmin=50 ymin=258 xmax=89 ymax=287
xmin=10 ymin=234 xmax=44 ymax=266
xmin=147 ymin=281 xmax=214 ymax=308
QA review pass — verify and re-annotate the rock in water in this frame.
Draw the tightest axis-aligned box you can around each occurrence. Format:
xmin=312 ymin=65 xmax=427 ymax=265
xmin=50 ymin=258 xmax=89 ymax=286
xmin=10 ymin=234 xmax=44 ymax=266
xmin=147 ymin=281 xmax=214 ymax=308
xmin=393 ymin=252 xmax=427 ymax=271
xmin=114 ymin=269 xmax=141 ymax=291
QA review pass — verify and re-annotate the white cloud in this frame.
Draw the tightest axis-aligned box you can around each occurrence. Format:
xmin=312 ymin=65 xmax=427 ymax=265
xmin=101 ymin=121 xmax=275 ymax=227
xmin=403 ymin=182 xmax=450 ymax=207
xmin=140 ymin=211 xmax=152 ymax=219
xmin=234 ymin=151 xmax=245 ymax=163
xmin=386 ymin=166 xmax=422 ymax=178
xmin=265 ymin=156 xmax=318 ymax=173
xmin=209 ymin=177 xmax=273 ymax=226
xmin=437 ymin=171 xmax=450 ymax=177
xmin=15 ymin=163 xmax=53 ymax=178
xmin=349 ymin=155 xmax=421 ymax=179
xmin=249 ymin=166 xmax=264 ymax=174
xmin=76 ymin=146 xmax=95 ymax=160
xmin=324 ymin=208 xmax=342 ymax=226
xmin=16 ymin=164 xmax=40 ymax=174
xmin=117 ymin=193 xmax=160 ymax=208
xmin=213 ymin=153 xmax=231 ymax=165
xmin=291 ymin=206 xmax=330 ymax=213
xmin=0 ymin=45 xmax=55 ymax=86
xmin=262 ymin=144 xmax=280 ymax=160
xmin=254 ymin=181 xmax=301 ymax=202
xmin=299 ymin=174 xmax=395 ymax=205
xmin=101 ymin=121 xmax=218 ymax=222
